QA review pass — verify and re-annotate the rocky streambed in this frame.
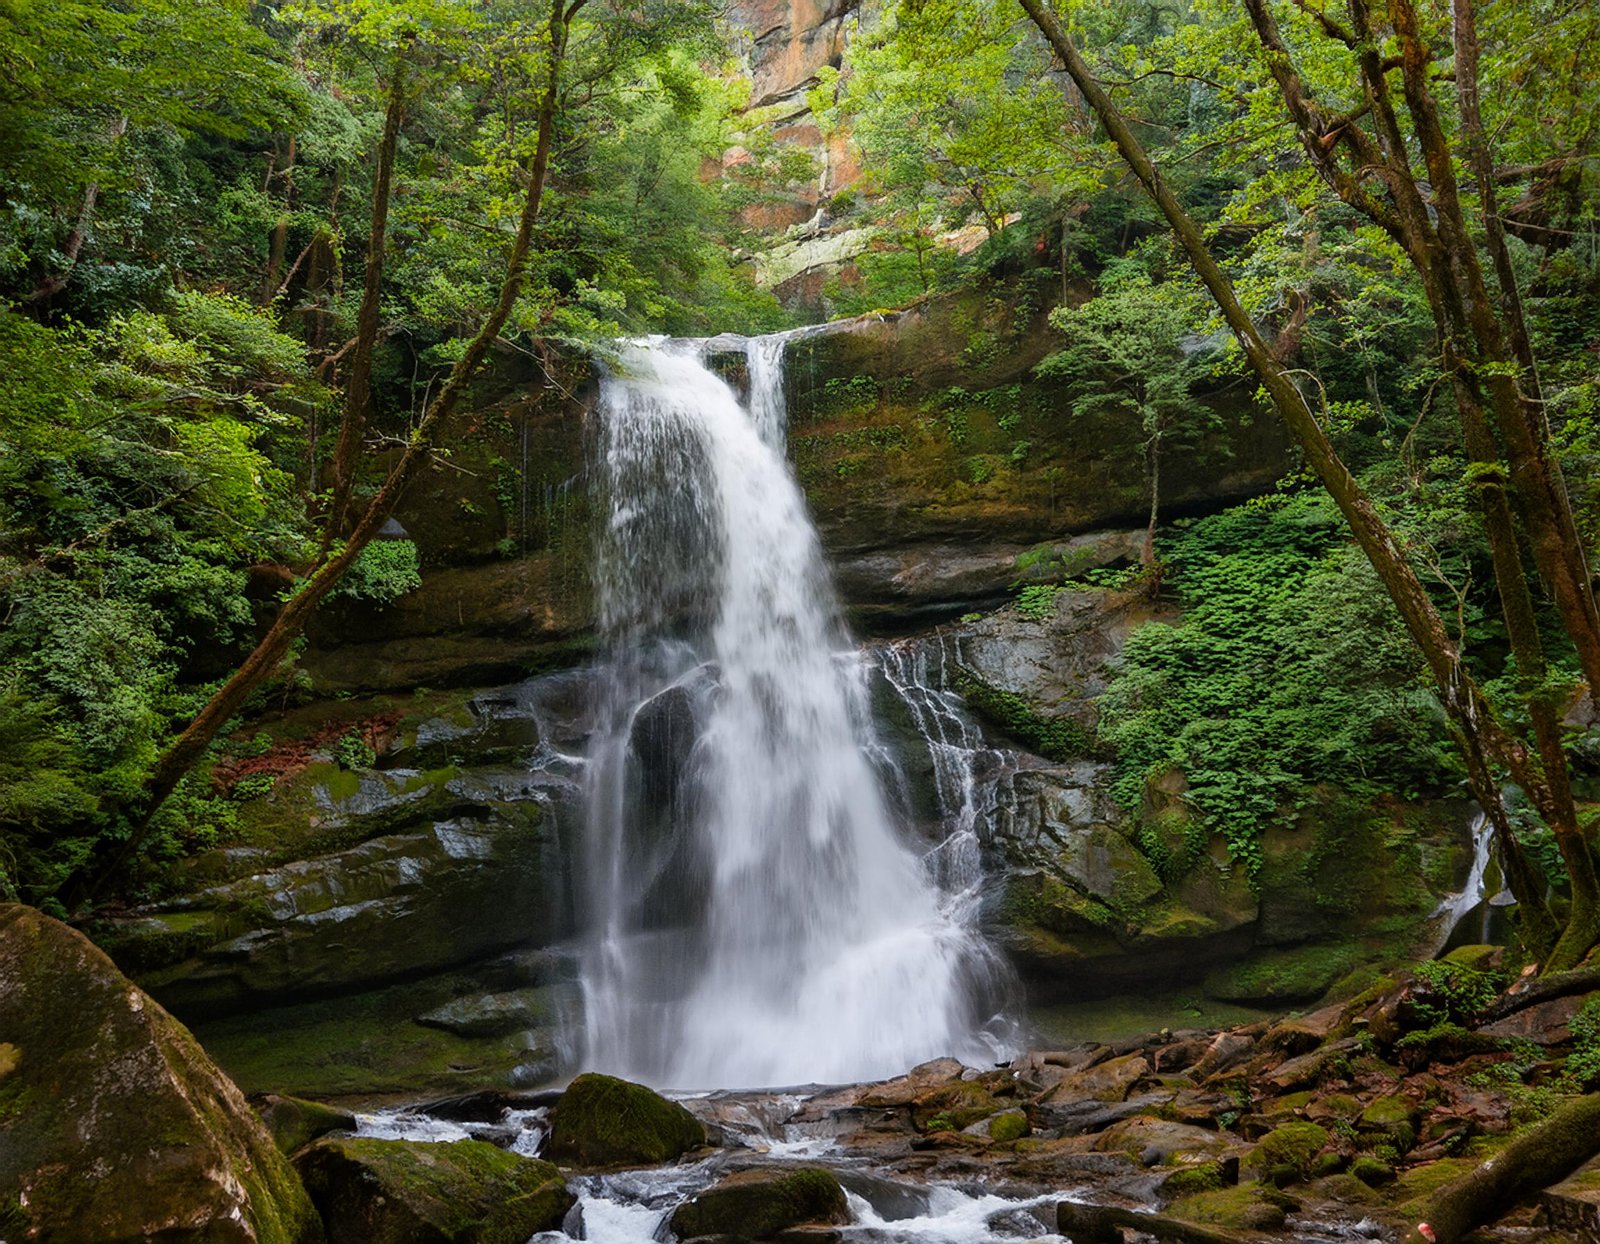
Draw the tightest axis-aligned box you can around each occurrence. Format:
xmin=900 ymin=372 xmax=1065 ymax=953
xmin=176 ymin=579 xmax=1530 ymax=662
xmin=253 ymin=946 xmax=1600 ymax=1244
xmin=7 ymin=899 xmax=1600 ymax=1243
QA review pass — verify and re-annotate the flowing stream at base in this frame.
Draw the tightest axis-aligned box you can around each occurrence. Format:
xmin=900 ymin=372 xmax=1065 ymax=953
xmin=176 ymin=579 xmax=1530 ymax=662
xmin=579 ymin=334 xmax=1015 ymax=1089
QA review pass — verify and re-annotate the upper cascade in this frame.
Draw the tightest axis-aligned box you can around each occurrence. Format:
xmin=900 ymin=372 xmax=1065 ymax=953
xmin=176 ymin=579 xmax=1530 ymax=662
xmin=580 ymin=334 xmax=1014 ymax=1088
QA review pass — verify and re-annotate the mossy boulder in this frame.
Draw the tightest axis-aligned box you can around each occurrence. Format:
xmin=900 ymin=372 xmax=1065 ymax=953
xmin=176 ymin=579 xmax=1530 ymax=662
xmin=545 ymin=1073 xmax=705 ymax=1167
xmin=295 ymin=1137 xmax=572 ymax=1243
xmin=1166 ymin=1185 xmax=1290 ymax=1231
xmin=1244 ymin=1121 xmax=1331 ymax=1184
xmin=254 ymin=1094 xmax=357 ymax=1155
xmin=1359 ymin=1094 xmax=1418 ymax=1154
xmin=668 ymin=1167 xmax=849 ymax=1241
xmin=0 ymin=904 xmax=322 ymax=1244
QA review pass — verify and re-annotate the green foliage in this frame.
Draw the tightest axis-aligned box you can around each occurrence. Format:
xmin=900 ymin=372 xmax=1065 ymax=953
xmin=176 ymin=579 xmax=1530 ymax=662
xmin=1100 ymin=495 xmax=1456 ymax=875
xmin=0 ymin=301 xmax=316 ymax=903
xmin=954 ymin=669 xmax=1092 ymax=761
xmin=1409 ymin=960 xmax=1505 ymax=1028
xmin=330 ymin=540 xmax=421 ymax=605
xmin=1015 ymin=584 xmax=1062 ymax=622
xmin=1566 ymin=997 xmax=1600 ymax=1090
xmin=330 ymin=731 xmax=377 ymax=772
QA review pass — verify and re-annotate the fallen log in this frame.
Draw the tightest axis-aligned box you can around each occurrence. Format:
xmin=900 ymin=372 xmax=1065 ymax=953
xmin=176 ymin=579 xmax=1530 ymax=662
xmin=1483 ymin=963 xmax=1600 ymax=1023
xmin=1402 ymin=1092 xmax=1600 ymax=1244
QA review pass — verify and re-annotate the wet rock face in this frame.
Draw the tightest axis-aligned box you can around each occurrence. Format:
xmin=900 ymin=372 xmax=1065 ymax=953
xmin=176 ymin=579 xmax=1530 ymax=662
xmin=110 ymin=806 xmax=552 ymax=1017
xmin=96 ymin=679 xmax=587 ymax=1019
xmin=294 ymin=1137 xmax=572 ymax=1244
xmin=0 ymin=904 xmax=322 ymax=1244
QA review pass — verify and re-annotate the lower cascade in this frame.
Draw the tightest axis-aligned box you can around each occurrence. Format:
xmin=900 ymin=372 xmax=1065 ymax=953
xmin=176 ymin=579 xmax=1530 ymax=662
xmin=581 ymin=335 xmax=1015 ymax=1088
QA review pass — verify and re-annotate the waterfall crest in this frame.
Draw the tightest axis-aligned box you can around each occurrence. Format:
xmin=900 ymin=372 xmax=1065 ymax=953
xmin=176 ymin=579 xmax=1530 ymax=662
xmin=581 ymin=336 xmax=1012 ymax=1088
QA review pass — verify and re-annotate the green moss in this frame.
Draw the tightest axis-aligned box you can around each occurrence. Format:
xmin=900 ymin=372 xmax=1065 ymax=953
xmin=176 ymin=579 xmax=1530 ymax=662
xmin=256 ymin=1094 xmax=356 ymax=1155
xmin=0 ymin=905 xmax=321 ymax=1244
xmin=1251 ymin=1121 xmax=1331 ymax=1180
xmin=670 ymin=1168 xmax=848 ymax=1241
xmin=545 ymin=1073 xmax=704 ymax=1167
xmin=296 ymin=1137 xmax=571 ymax=1243
xmin=194 ymin=972 xmax=534 ymax=1098
xmin=988 ymin=1111 xmax=1029 ymax=1143
xmin=1389 ymin=1156 xmax=1481 ymax=1204
xmin=1000 ymin=871 xmax=1120 ymax=937
xmin=1162 ymin=1162 xmax=1224 ymax=1197
xmin=1359 ymin=1094 xmax=1417 ymax=1153
xmin=1168 ymin=1185 xmax=1288 ymax=1230
xmin=953 ymin=667 xmax=1093 ymax=760
xmin=911 ymin=1078 xmax=1005 ymax=1132
xmin=1205 ymin=942 xmax=1363 ymax=1005
xmin=1350 ymin=1155 xmax=1396 ymax=1187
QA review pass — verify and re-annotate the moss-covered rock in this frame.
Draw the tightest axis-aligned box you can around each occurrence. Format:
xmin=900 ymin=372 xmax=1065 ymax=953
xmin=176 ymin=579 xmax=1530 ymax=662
xmin=0 ymin=904 xmax=322 ymax=1244
xmin=254 ymin=1094 xmax=357 ymax=1155
xmin=100 ymin=799 xmax=556 ymax=1018
xmin=668 ymin=1167 xmax=850 ymax=1241
xmin=194 ymin=970 xmax=565 ymax=1099
xmin=983 ymin=1109 xmax=1030 ymax=1142
xmin=1205 ymin=943 xmax=1364 ymax=1006
xmin=1359 ymin=1094 xmax=1418 ymax=1154
xmin=545 ymin=1073 xmax=705 ymax=1167
xmin=1166 ymin=1185 xmax=1290 ymax=1231
xmin=295 ymin=1137 xmax=572 ymax=1243
xmin=1244 ymin=1121 xmax=1331 ymax=1184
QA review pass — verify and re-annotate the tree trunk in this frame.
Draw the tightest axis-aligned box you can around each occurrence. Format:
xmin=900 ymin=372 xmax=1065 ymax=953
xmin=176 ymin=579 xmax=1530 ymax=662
xmin=1142 ymin=435 xmax=1159 ymax=571
xmin=1386 ymin=0 xmax=1600 ymax=701
xmin=1402 ymin=1092 xmax=1600 ymax=1244
xmin=24 ymin=115 xmax=128 ymax=304
xmin=324 ymin=54 xmax=409 ymax=550
xmin=259 ymin=135 xmax=297 ymax=305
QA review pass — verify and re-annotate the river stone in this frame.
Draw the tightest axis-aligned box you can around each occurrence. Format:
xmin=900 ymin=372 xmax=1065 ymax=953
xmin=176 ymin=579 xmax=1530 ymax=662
xmin=0 ymin=903 xmax=322 ymax=1244
xmin=295 ymin=1137 xmax=572 ymax=1243
xmin=669 ymin=1167 xmax=850 ymax=1241
xmin=545 ymin=1073 xmax=706 ymax=1167
xmin=254 ymin=1093 xmax=357 ymax=1155
xmin=1038 ymin=1053 xmax=1149 ymax=1104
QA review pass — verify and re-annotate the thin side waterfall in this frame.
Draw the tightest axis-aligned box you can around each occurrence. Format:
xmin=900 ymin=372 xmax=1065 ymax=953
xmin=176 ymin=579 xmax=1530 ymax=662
xmin=581 ymin=335 xmax=1013 ymax=1088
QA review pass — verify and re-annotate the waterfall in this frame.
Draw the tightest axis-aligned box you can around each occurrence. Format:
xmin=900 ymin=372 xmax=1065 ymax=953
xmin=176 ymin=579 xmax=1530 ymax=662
xmin=581 ymin=335 xmax=1012 ymax=1088
xmin=1431 ymin=811 xmax=1514 ymax=953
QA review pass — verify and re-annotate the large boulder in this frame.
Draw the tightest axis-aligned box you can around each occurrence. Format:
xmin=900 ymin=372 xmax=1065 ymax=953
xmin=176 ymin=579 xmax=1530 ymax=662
xmin=545 ymin=1073 xmax=706 ymax=1167
xmin=669 ymin=1167 xmax=850 ymax=1242
xmin=0 ymin=904 xmax=322 ymax=1244
xmin=294 ymin=1137 xmax=572 ymax=1243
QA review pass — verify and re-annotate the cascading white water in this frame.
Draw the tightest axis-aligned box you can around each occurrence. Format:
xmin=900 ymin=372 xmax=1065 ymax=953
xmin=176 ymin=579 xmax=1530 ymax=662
xmin=582 ymin=335 xmax=1011 ymax=1088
